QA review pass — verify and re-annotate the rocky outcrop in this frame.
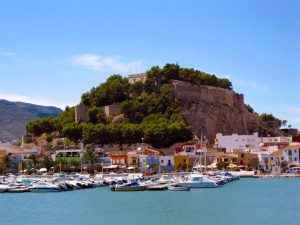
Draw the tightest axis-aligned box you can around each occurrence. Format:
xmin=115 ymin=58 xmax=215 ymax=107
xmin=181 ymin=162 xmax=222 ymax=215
xmin=170 ymin=80 xmax=260 ymax=142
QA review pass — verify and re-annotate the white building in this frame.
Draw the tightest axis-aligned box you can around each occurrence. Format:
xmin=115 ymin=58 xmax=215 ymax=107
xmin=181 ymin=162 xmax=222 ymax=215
xmin=261 ymin=136 xmax=292 ymax=144
xmin=282 ymin=143 xmax=300 ymax=165
xmin=175 ymin=144 xmax=200 ymax=156
xmin=216 ymin=133 xmax=260 ymax=153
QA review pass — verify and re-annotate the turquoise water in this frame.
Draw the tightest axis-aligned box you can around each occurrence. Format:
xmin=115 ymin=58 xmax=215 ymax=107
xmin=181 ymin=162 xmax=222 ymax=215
xmin=0 ymin=178 xmax=300 ymax=225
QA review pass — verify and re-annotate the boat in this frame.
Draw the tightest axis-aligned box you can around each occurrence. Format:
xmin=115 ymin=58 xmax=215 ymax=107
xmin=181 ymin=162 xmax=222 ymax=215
xmin=177 ymin=174 xmax=217 ymax=188
xmin=147 ymin=184 xmax=168 ymax=191
xmin=7 ymin=186 xmax=30 ymax=193
xmin=0 ymin=184 xmax=8 ymax=193
xmin=111 ymin=179 xmax=147 ymax=192
xmin=29 ymin=182 xmax=62 ymax=192
xmin=168 ymin=184 xmax=191 ymax=191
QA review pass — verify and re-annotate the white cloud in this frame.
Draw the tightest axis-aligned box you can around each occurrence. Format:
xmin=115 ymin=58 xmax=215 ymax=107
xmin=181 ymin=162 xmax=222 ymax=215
xmin=0 ymin=92 xmax=74 ymax=109
xmin=73 ymin=54 xmax=143 ymax=73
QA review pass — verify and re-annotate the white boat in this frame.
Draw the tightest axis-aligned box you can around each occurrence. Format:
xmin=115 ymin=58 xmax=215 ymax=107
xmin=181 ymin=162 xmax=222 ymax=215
xmin=29 ymin=182 xmax=61 ymax=192
xmin=177 ymin=174 xmax=217 ymax=188
xmin=168 ymin=184 xmax=191 ymax=191
xmin=0 ymin=184 xmax=8 ymax=193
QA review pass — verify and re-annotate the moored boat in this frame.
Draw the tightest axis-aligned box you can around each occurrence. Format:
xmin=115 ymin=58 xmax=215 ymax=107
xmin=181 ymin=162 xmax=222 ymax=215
xmin=111 ymin=180 xmax=147 ymax=192
xmin=168 ymin=184 xmax=191 ymax=191
xmin=29 ymin=182 xmax=61 ymax=193
xmin=177 ymin=174 xmax=217 ymax=188
xmin=147 ymin=184 xmax=168 ymax=191
xmin=7 ymin=186 xmax=30 ymax=193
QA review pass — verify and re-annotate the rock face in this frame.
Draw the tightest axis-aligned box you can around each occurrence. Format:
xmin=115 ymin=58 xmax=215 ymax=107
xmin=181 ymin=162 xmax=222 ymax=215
xmin=170 ymin=80 xmax=259 ymax=142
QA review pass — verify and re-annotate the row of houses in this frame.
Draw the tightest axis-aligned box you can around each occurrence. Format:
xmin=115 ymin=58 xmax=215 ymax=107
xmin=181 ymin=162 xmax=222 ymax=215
xmin=1 ymin=133 xmax=300 ymax=173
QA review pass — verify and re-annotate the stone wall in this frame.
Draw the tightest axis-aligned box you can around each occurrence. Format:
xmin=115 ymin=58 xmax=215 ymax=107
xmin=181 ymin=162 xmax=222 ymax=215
xmin=75 ymin=106 xmax=88 ymax=124
xmin=170 ymin=80 xmax=260 ymax=142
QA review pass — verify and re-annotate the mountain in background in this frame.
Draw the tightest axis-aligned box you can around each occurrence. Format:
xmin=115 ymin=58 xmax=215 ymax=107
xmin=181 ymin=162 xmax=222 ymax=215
xmin=0 ymin=99 xmax=62 ymax=141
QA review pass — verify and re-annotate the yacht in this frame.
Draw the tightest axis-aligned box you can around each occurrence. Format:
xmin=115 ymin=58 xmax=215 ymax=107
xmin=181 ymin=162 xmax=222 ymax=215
xmin=177 ymin=174 xmax=217 ymax=188
xmin=29 ymin=181 xmax=61 ymax=192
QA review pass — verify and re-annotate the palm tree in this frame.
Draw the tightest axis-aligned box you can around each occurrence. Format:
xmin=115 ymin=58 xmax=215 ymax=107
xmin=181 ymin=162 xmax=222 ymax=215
xmin=84 ymin=148 xmax=97 ymax=173
xmin=42 ymin=156 xmax=53 ymax=172
xmin=2 ymin=155 xmax=11 ymax=174
xmin=28 ymin=154 xmax=38 ymax=171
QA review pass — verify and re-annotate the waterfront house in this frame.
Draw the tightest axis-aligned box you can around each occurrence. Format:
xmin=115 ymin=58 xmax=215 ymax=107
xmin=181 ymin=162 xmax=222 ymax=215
xmin=159 ymin=156 xmax=174 ymax=172
xmin=215 ymin=133 xmax=260 ymax=153
xmin=175 ymin=143 xmax=200 ymax=156
xmin=0 ymin=149 xmax=6 ymax=163
xmin=109 ymin=151 xmax=128 ymax=166
xmin=174 ymin=155 xmax=190 ymax=171
xmin=127 ymin=151 xmax=139 ymax=168
xmin=53 ymin=149 xmax=84 ymax=163
xmin=236 ymin=152 xmax=259 ymax=168
xmin=283 ymin=143 xmax=300 ymax=166
xmin=216 ymin=153 xmax=238 ymax=164
xmin=139 ymin=156 xmax=160 ymax=174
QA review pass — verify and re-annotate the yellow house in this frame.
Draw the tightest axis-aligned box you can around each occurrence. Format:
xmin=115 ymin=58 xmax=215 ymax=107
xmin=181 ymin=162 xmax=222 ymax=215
xmin=216 ymin=153 xmax=238 ymax=164
xmin=174 ymin=155 xmax=190 ymax=171
xmin=237 ymin=152 xmax=259 ymax=166
xmin=0 ymin=149 xmax=7 ymax=163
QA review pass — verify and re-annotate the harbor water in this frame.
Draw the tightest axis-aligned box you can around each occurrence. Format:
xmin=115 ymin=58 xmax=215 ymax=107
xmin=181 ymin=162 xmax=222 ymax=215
xmin=0 ymin=178 xmax=299 ymax=225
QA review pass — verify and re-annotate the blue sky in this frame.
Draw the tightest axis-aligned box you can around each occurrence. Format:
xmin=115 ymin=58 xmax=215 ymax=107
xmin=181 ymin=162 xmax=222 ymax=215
xmin=0 ymin=0 xmax=299 ymax=128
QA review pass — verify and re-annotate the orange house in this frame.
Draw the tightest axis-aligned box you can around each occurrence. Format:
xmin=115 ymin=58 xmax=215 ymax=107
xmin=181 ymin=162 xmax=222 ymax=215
xmin=109 ymin=151 xmax=128 ymax=165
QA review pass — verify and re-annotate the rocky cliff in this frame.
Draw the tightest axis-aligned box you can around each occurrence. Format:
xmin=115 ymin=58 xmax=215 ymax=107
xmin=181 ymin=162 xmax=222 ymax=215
xmin=170 ymin=80 xmax=259 ymax=142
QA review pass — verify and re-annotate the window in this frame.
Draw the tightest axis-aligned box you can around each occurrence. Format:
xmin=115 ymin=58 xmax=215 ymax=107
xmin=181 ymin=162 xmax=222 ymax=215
xmin=161 ymin=160 xmax=164 ymax=163
xmin=242 ymin=139 xmax=245 ymax=142
xmin=168 ymin=160 xmax=172 ymax=166
xmin=241 ymin=153 xmax=244 ymax=158
xmin=271 ymin=157 xmax=273 ymax=160
xmin=295 ymin=150 xmax=297 ymax=153
xmin=281 ymin=157 xmax=284 ymax=160
xmin=295 ymin=158 xmax=297 ymax=162
xmin=288 ymin=150 xmax=292 ymax=156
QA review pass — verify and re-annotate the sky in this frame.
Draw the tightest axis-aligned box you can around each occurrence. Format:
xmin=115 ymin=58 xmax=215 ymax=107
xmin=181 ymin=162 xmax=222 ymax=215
xmin=0 ymin=0 xmax=299 ymax=128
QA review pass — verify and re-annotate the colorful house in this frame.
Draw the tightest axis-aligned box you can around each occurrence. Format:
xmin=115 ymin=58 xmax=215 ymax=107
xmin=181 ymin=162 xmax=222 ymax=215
xmin=109 ymin=151 xmax=128 ymax=165
xmin=139 ymin=156 xmax=160 ymax=174
xmin=174 ymin=155 xmax=190 ymax=171
xmin=159 ymin=156 xmax=174 ymax=172
xmin=127 ymin=151 xmax=139 ymax=167
xmin=99 ymin=157 xmax=112 ymax=166
xmin=0 ymin=149 xmax=6 ymax=163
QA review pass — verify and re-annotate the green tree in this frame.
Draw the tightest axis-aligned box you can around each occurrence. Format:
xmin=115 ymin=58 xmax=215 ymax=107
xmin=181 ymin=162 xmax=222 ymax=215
xmin=42 ymin=156 xmax=53 ymax=171
xmin=259 ymin=113 xmax=283 ymax=127
xmin=62 ymin=123 xmax=82 ymax=144
xmin=84 ymin=148 xmax=97 ymax=173
xmin=28 ymin=154 xmax=38 ymax=171
xmin=2 ymin=155 xmax=11 ymax=174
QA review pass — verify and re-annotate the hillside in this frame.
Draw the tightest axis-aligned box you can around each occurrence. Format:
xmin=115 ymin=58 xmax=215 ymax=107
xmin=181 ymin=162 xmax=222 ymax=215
xmin=0 ymin=99 xmax=62 ymax=141
xmin=25 ymin=63 xmax=279 ymax=148
xmin=24 ymin=63 xmax=242 ymax=148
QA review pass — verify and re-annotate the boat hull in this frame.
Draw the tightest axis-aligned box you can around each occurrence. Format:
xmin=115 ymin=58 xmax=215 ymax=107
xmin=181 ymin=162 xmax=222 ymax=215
xmin=178 ymin=182 xmax=217 ymax=188
xmin=112 ymin=186 xmax=147 ymax=192
xmin=30 ymin=188 xmax=61 ymax=193
xmin=7 ymin=188 xmax=30 ymax=193
xmin=168 ymin=185 xmax=191 ymax=191
xmin=147 ymin=185 xmax=167 ymax=191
